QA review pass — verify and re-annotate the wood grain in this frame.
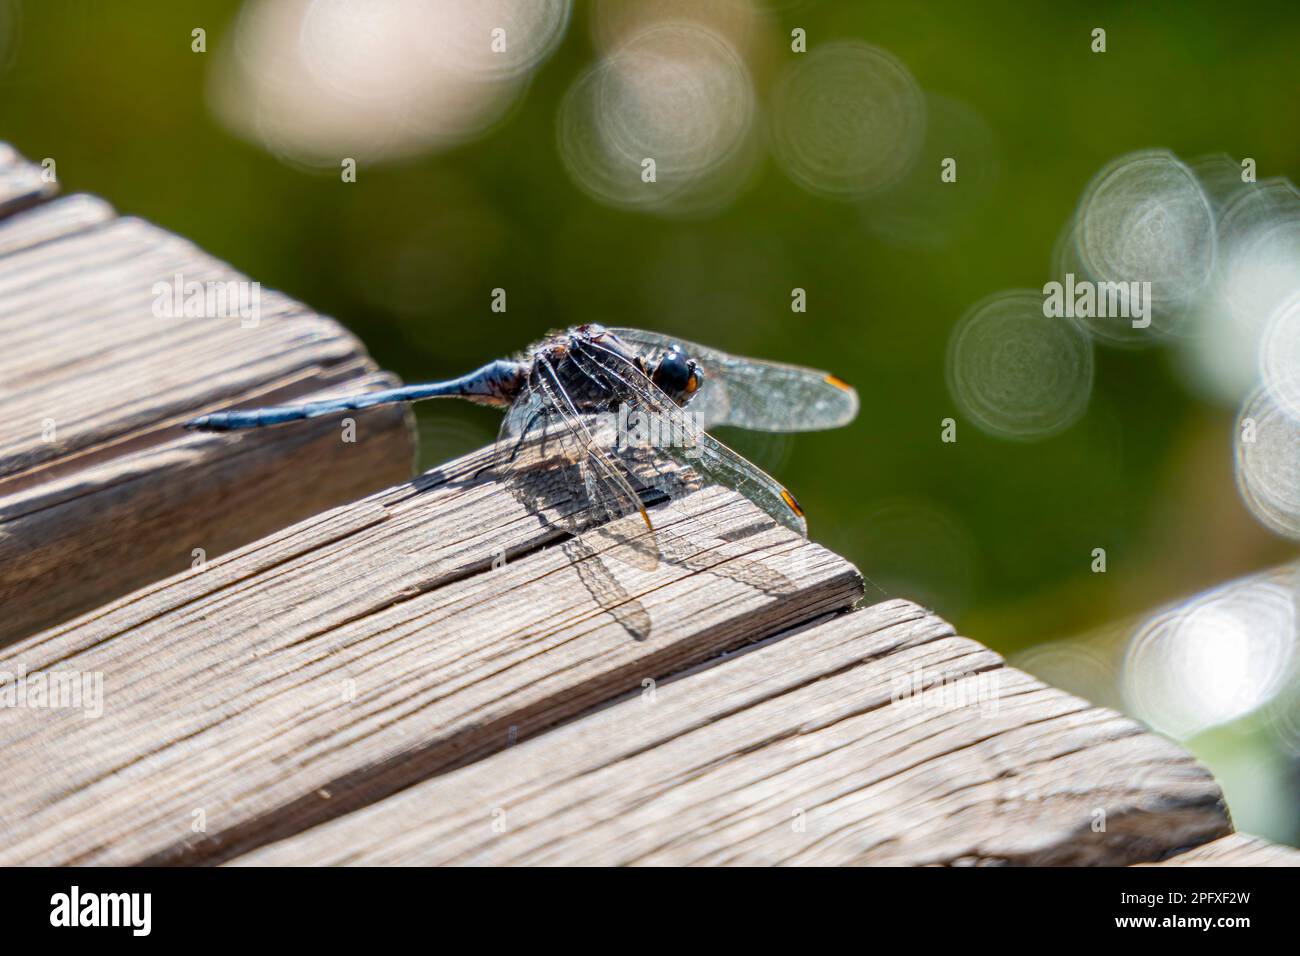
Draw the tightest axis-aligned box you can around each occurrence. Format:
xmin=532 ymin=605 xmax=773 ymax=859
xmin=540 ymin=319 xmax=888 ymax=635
xmin=0 ymin=193 xmax=115 ymax=257
xmin=236 ymin=600 xmax=1229 ymax=867
xmin=1145 ymin=833 xmax=1300 ymax=867
xmin=0 ymin=467 xmax=864 ymax=865
xmin=0 ymin=144 xmax=56 ymax=217
xmin=0 ymin=142 xmax=1257 ymax=870
xmin=0 ymin=144 xmax=415 ymax=643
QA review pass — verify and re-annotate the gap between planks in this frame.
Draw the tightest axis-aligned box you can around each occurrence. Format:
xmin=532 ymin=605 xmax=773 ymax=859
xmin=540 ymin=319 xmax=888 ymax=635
xmin=0 ymin=144 xmax=1263 ymax=868
xmin=232 ymin=599 xmax=1231 ymax=867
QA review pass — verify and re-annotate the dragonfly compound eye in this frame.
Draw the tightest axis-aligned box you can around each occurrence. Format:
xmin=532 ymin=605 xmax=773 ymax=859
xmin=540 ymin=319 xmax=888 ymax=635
xmin=651 ymin=346 xmax=696 ymax=401
xmin=685 ymin=361 xmax=702 ymax=397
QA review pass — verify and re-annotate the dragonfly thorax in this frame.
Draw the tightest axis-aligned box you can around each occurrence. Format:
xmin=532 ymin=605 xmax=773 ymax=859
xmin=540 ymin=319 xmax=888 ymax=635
xmin=527 ymin=325 xmax=702 ymax=410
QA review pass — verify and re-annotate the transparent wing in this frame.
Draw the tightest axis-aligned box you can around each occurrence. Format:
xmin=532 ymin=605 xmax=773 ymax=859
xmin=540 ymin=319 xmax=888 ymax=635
xmin=494 ymin=368 xmax=660 ymax=570
xmin=610 ymin=327 xmax=858 ymax=433
xmin=575 ymin=341 xmax=809 ymax=536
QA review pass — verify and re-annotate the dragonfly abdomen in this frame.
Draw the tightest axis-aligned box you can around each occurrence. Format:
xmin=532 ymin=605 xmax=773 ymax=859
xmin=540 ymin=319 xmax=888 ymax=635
xmin=186 ymin=360 xmax=528 ymax=431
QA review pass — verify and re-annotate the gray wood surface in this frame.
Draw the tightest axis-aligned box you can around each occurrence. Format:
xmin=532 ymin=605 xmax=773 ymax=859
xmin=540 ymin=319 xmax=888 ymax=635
xmin=0 ymin=193 xmax=114 ymax=256
xmin=0 ymin=144 xmax=1283 ymax=869
xmin=0 ymin=143 xmax=56 ymax=217
xmin=0 ymin=145 xmax=415 ymax=643
xmin=236 ymin=599 xmax=1230 ymax=866
xmin=1147 ymin=833 xmax=1300 ymax=867
xmin=0 ymin=461 xmax=864 ymax=864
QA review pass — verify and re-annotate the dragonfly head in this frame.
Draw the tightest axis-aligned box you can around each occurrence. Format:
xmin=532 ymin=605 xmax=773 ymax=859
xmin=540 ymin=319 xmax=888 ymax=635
xmin=649 ymin=344 xmax=703 ymax=406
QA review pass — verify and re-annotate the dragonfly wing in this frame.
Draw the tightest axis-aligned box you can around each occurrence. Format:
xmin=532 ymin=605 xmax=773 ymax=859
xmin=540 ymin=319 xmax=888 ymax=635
xmin=610 ymin=327 xmax=858 ymax=433
xmin=494 ymin=374 xmax=660 ymax=569
xmin=676 ymin=426 xmax=808 ymax=536
xmin=494 ymin=384 xmax=658 ymax=637
xmin=574 ymin=343 xmax=808 ymax=537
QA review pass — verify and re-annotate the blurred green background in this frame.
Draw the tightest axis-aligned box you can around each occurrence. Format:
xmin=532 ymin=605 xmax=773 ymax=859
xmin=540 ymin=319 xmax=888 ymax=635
xmin=2 ymin=0 xmax=1298 ymax=843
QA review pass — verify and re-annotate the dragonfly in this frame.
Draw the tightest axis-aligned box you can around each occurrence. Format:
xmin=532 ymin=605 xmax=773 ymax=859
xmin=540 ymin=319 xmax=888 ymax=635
xmin=186 ymin=324 xmax=858 ymax=557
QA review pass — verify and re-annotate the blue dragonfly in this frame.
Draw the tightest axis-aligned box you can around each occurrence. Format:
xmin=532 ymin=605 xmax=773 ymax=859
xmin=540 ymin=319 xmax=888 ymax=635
xmin=187 ymin=324 xmax=858 ymax=556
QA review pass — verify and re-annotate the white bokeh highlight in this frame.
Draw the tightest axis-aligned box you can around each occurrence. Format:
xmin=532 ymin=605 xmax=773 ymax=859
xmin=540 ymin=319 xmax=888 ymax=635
xmin=1260 ymin=291 xmax=1300 ymax=421
xmin=1123 ymin=569 xmax=1297 ymax=739
xmin=209 ymin=0 xmax=571 ymax=167
xmin=1179 ymin=178 xmax=1300 ymax=406
xmin=1072 ymin=149 xmax=1216 ymax=340
xmin=1235 ymin=387 xmax=1300 ymax=540
xmin=946 ymin=290 xmax=1094 ymax=440
xmin=557 ymin=22 xmax=757 ymax=216
xmin=590 ymin=0 xmax=767 ymax=58
xmin=769 ymin=41 xmax=926 ymax=201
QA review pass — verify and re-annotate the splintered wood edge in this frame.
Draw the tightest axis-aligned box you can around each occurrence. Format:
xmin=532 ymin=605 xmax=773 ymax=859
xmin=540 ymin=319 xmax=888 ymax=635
xmin=233 ymin=600 xmax=1230 ymax=867
xmin=0 ymin=476 xmax=864 ymax=865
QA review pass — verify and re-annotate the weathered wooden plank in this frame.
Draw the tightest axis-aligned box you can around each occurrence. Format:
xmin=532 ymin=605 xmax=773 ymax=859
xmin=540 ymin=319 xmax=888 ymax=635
xmin=0 ymin=193 xmax=115 ymax=257
xmin=0 ymin=373 xmax=412 ymax=645
xmin=0 ymin=216 xmax=367 ymax=477
xmin=236 ymin=602 xmax=1230 ymax=866
xmin=0 ymin=144 xmax=56 ymax=217
xmin=1145 ymin=833 xmax=1300 ymax=867
xmin=0 ymin=144 xmax=416 ymax=642
xmin=0 ymin=464 xmax=864 ymax=865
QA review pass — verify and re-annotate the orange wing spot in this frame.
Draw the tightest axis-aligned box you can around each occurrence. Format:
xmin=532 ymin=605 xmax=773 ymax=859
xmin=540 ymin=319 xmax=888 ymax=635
xmin=824 ymin=374 xmax=853 ymax=392
xmin=780 ymin=488 xmax=804 ymax=517
xmin=685 ymin=372 xmax=700 ymax=393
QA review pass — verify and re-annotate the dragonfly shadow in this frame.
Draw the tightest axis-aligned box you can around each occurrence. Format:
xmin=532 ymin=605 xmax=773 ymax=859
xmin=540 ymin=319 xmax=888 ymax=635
xmin=425 ymin=430 xmax=801 ymax=645
xmin=560 ymin=519 xmax=800 ymax=644
xmin=559 ymin=501 xmax=801 ymax=645
xmin=660 ymin=522 xmax=799 ymax=598
xmin=488 ymin=429 xmax=684 ymax=570
xmin=562 ymin=532 xmax=654 ymax=643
